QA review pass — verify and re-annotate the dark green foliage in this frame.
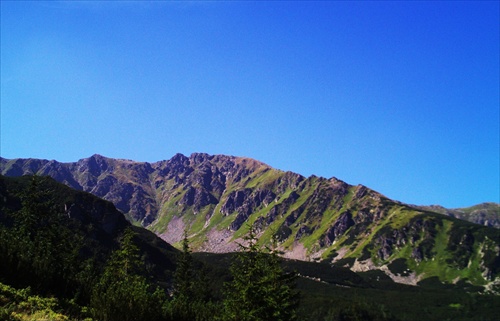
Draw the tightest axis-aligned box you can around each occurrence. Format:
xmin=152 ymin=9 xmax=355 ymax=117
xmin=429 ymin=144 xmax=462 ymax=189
xmin=287 ymin=260 xmax=369 ymax=287
xmin=447 ymin=226 xmax=476 ymax=269
xmin=222 ymin=225 xmax=299 ymax=321
xmin=357 ymin=246 xmax=371 ymax=261
xmin=167 ymin=230 xmax=218 ymax=321
xmin=296 ymin=274 xmax=500 ymax=321
xmin=0 ymin=176 xmax=85 ymax=297
xmin=2 ymin=175 xmax=500 ymax=321
xmin=276 ymin=224 xmax=292 ymax=241
xmin=387 ymin=258 xmax=410 ymax=276
xmin=333 ymin=257 xmax=356 ymax=268
xmin=299 ymin=297 xmax=400 ymax=321
xmin=0 ymin=175 xmax=176 ymax=320
xmin=90 ymin=228 xmax=166 ymax=321
xmin=173 ymin=230 xmax=195 ymax=299
xmin=482 ymin=247 xmax=500 ymax=278
xmin=197 ymin=251 xmax=500 ymax=321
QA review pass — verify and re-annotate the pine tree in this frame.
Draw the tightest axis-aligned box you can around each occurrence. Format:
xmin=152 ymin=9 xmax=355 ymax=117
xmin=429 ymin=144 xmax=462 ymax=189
xmin=91 ymin=227 xmax=166 ymax=321
xmin=169 ymin=229 xmax=217 ymax=321
xmin=9 ymin=176 xmax=82 ymax=293
xmin=173 ymin=230 xmax=194 ymax=299
xmin=222 ymin=225 xmax=299 ymax=321
xmin=169 ymin=230 xmax=195 ymax=321
xmin=108 ymin=227 xmax=142 ymax=279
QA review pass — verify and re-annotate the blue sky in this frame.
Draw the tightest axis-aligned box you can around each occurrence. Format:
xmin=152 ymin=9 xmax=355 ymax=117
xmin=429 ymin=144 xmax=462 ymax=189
xmin=1 ymin=1 xmax=499 ymax=208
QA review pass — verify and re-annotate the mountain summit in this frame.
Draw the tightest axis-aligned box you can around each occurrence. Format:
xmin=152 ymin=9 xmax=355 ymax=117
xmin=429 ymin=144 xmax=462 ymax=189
xmin=1 ymin=153 xmax=499 ymax=287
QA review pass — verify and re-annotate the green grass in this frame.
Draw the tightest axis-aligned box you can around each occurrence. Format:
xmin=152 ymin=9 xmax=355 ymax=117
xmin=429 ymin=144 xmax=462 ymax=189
xmin=300 ymin=209 xmax=340 ymax=250
xmin=189 ymin=204 xmax=216 ymax=234
xmin=245 ymin=168 xmax=283 ymax=189
xmin=388 ymin=206 xmax=420 ymax=230
xmin=395 ymin=219 xmax=491 ymax=285
xmin=149 ymin=186 xmax=186 ymax=233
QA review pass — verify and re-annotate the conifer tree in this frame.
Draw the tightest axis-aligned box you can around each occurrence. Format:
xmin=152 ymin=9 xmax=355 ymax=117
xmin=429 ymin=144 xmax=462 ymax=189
xmin=173 ymin=230 xmax=194 ymax=299
xmin=169 ymin=229 xmax=217 ymax=321
xmin=222 ymin=225 xmax=299 ymax=321
xmin=91 ymin=227 xmax=166 ymax=321
xmin=169 ymin=230 xmax=195 ymax=320
xmin=9 ymin=176 xmax=81 ymax=293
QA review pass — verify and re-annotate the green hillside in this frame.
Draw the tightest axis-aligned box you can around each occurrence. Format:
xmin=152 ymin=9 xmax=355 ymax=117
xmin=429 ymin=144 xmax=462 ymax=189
xmin=1 ymin=175 xmax=499 ymax=321
xmin=2 ymin=154 xmax=499 ymax=289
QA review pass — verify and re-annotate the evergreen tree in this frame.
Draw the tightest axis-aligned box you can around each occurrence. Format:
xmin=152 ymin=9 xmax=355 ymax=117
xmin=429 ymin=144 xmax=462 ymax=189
xmin=173 ymin=230 xmax=194 ymax=299
xmin=222 ymin=225 xmax=299 ymax=321
xmin=91 ymin=227 xmax=166 ymax=321
xmin=5 ymin=176 xmax=82 ymax=294
xmin=169 ymin=229 xmax=217 ymax=321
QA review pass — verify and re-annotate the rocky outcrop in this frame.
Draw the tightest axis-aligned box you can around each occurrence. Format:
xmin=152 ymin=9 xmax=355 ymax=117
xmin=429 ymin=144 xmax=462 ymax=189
xmin=2 ymin=154 xmax=500 ymax=287
xmin=372 ymin=217 xmax=440 ymax=262
xmin=221 ymin=188 xmax=277 ymax=230
xmin=179 ymin=186 xmax=218 ymax=211
xmin=265 ymin=191 xmax=300 ymax=225
xmin=321 ymin=211 xmax=355 ymax=247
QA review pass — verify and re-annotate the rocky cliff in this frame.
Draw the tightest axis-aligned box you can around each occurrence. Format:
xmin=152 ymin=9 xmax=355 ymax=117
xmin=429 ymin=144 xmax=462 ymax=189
xmin=2 ymin=153 xmax=499 ymax=288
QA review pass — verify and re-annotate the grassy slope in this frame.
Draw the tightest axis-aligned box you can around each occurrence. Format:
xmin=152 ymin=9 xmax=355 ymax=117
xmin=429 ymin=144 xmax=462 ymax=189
xmin=3 ymin=156 xmax=499 ymax=288
xmin=149 ymin=163 xmax=500 ymax=287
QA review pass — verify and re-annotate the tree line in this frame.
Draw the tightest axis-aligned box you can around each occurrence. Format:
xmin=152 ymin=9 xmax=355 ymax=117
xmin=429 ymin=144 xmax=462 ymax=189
xmin=1 ymin=175 xmax=402 ymax=321
xmin=0 ymin=175 xmax=299 ymax=321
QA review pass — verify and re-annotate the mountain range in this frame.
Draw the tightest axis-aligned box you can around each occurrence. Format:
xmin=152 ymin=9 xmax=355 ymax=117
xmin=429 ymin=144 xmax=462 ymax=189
xmin=1 ymin=153 xmax=499 ymax=288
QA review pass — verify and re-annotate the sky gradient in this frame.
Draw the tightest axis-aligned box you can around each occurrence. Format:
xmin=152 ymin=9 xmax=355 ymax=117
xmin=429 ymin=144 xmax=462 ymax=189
xmin=1 ymin=1 xmax=499 ymax=208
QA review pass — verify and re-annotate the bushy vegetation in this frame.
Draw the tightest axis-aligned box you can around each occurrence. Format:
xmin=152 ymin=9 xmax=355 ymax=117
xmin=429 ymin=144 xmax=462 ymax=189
xmin=0 ymin=176 xmax=301 ymax=321
xmin=1 ymin=175 xmax=499 ymax=321
xmin=0 ymin=282 xmax=73 ymax=321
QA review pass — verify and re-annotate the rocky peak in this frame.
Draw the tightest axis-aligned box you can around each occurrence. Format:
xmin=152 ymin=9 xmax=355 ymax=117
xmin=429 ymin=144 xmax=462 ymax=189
xmin=77 ymin=154 xmax=110 ymax=176
xmin=189 ymin=152 xmax=214 ymax=165
xmin=0 ymin=158 xmax=26 ymax=176
xmin=170 ymin=153 xmax=189 ymax=164
xmin=353 ymin=184 xmax=369 ymax=199
xmin=415 ymin=202 xmax=500 ymax=228
xmin=2 ymin=154 xmax=499 ymax=288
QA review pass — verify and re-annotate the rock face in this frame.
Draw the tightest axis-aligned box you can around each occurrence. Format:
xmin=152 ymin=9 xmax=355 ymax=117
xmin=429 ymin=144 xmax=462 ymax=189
xmin=417 ymin=203 xmax=500 ymax=228
xmin=321 ymin=211 xmax=355 ymax=247
xmin=2 ymin=153 xmax=500 ymax=287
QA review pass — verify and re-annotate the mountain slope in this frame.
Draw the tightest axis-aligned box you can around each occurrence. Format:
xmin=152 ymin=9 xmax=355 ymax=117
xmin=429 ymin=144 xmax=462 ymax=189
xmin=0 ymin=174 xmax=178 ymax=287
xmin=1 ymin=154 xmax=499 ymax=288
xmin=417 ymin=203 xmax=500 ymax=228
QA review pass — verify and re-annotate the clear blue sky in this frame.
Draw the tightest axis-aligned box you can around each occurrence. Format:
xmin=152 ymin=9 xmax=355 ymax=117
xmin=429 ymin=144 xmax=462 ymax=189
xmin=1 ymin=1 xmax=499 ymax=208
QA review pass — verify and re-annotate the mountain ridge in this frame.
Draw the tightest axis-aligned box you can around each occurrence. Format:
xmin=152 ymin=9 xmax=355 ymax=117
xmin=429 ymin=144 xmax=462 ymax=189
xmin=1 ymin=153 xmax=496 ymax=225
xmin=3 ymin=174 xmax=499 ymax=321
xmin=1 ymin=153 xmax=499 ymax=288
